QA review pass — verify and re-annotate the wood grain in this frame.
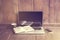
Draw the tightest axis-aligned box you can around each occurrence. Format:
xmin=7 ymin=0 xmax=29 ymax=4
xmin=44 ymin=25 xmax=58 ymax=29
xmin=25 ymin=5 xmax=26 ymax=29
xmin=42 ymin=0 xmax=49 ymax=24
xmin=0 ymin=0 xmax=18 ymax=24
xmin=49 ymin=0 xmax=56 ymax=23
xmin=13 ymin=35 xmax=35 ymax=40
xmin=33 ymin=0 xmax=43 ymax=11
xmin=0 ymin=0 xmax=60 ymax=25
xmin=55 ymin=0 xmax=60 ymax=23
xmin=36 ymin=35 xmax=45 ymax=40
xmin=18 ymin=0 xmax=33 ymax=11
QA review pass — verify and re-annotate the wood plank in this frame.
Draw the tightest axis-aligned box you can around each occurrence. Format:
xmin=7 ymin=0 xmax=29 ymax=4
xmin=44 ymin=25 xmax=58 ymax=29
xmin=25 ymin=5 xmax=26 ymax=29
xmin=0 ymin=0 xmax=3 ymax=24
xmin=36 ymin=35 xmax=45 ymax=40
xmin=42 ymin=0 xmax=50 ymax=24
xmin=33 ymin=0 xmax=43 ymax=11
xmin=55 ymin=0 xmax=60 ymax=23
xmin=0 ymin=13 xmax=3 ymax=24
xmin=18 ymin=0 xmax=33 ymax=11
xmin=10 ymin=35 xmax=35 ymax=40
xmin=49 ymin=0 xmax=56 ymax=23
xmin=1 ymin=0 xmax=18 ymax=24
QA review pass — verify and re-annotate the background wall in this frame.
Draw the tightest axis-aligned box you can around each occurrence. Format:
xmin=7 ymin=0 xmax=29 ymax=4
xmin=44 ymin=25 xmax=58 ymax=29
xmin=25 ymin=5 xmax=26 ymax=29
xmin=0 ymin=0 xmax=60 ymax=26
xmin=18 ymin=0 xmax=60 ymax=26
xmin=0 ymin=0 xmax=18 ymax=24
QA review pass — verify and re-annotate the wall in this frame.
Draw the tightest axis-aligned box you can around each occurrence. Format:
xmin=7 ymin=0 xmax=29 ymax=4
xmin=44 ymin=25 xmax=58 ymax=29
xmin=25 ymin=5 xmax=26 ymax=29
xmin=18 ymin=0 xmax=60 ymax=26
xmin=0 ymin=0 xmax=18 ymax=24
xmin=18 ymin=0 xmax=49 ymax=26
xmin=18 ymin=0 xmax=49 ymax=24
xmin=0 ymin=0 xmax=60 ymax=26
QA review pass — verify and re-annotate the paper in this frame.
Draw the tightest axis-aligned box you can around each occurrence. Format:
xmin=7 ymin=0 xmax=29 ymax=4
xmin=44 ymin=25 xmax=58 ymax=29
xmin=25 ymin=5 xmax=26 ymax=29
xmin=13 ymin=26 xmax=34 ymax=33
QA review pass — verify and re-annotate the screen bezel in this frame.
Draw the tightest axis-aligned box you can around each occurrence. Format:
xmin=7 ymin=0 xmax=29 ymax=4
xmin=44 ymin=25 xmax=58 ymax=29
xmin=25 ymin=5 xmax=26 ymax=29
xmin=17 ymin=11 xmax=43 ymax=29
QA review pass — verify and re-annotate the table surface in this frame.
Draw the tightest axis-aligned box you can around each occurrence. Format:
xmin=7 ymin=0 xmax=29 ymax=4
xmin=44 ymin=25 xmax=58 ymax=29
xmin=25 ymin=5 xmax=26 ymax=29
xmin=0 ymin=25 xmax=60 ymax=40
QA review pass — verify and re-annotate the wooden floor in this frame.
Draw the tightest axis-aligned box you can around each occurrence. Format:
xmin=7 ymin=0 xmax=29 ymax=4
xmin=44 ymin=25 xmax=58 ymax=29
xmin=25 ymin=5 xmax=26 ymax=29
xmin=0 ymin=24 xmax=60 ymax=40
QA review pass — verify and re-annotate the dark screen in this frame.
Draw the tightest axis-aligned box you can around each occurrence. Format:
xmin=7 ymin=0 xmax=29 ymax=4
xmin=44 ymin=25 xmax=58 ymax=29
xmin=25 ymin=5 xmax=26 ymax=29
xmin=19 ymin=12 xmax=43 ymax=22
xmin=18 ymin=11 xmax=43 ymax=29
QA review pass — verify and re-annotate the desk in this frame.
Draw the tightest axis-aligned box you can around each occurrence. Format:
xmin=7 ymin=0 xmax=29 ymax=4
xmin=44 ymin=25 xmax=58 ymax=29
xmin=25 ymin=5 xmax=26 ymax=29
xmin=12 ymin=27 xmax=45 ymax=40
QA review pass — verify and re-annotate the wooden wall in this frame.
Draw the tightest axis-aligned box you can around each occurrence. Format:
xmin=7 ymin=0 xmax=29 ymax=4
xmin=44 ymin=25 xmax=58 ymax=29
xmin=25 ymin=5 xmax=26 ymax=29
xmin=18 ymin=0 xmax=49 ymax=24
xmin=18 ymin=0 xmax=60 ymax=26
xmin=0 ymin=0 xmax=18 ymax=24
xmin=18 ymin=0 xmax=49 ymax=25
xmin=0 ymin=0 xmax=60 ymax=25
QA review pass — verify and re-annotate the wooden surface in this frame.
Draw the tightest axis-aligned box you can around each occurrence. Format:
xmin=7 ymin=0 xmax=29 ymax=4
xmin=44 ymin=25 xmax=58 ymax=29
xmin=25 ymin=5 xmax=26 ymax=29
xmin=33 ymin=0 xmax=43 ymax=11
xmin=18 ymin=0 xmax=33 ymax=11
xmin=0 ymin=0 xmax=60 ymax=25
xmin=0 ymin=25 xmax=60 ymax=40
xmin=0 ymin=0 xmax=18 ymax=24
xmin=42 ymin=0 xmax=49 ymax=24
xmin=0 ymin=25 xmax=45 ymax=40
xmin=44 ymin=27 xmax=60 ymax=40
